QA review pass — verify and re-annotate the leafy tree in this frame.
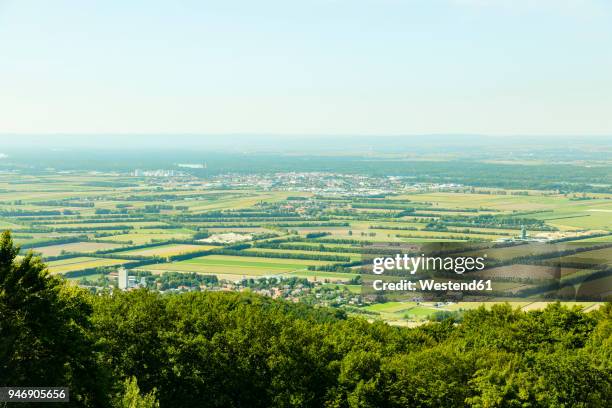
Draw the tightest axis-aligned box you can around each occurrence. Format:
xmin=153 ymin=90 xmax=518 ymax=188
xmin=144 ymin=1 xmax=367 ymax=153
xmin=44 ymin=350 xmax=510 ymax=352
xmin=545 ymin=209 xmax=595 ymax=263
xmin=2 ymin=229 xmax=611 ymax=407
xmin=0 ymin=231 xmax=109 ymax=406
xmin=115 ymin=377 xmax=159 ymax=408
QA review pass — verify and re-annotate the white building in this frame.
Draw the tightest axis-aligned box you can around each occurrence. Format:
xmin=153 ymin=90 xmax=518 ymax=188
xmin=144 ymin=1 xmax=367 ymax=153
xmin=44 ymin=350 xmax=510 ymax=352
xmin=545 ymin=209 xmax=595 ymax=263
xmin=118 ymin=267 xmax=129 ymax=290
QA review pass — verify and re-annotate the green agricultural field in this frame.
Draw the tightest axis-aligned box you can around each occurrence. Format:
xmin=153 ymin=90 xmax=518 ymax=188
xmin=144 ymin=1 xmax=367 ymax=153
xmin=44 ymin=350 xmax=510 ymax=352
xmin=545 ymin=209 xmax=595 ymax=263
xmin=363 ymin=301 xmax=416 ymax=313
xmin=287 ymin=270 xmax=359 ymax=282
xmin=1 ymin=167 xmax=609 ymax=323
xmin=0 ymin=189 xmax=115 ymax=202
xmin=368 ymin=228 xmax=506 ymax=240
xmin=46 ymin=257 xmax=131 ymax=274
xmin=0 ymin=219 xmax=23 ymax=229
xmin=555 ymin=247 xmax=612 ymax=266
xmin=518 ymin=301 xmax=602 ymax=312
xmin=321 ymin=283 xmax=362 ymax=294
xmin=359 ymin=300 xmax=602 ymax=323
xmin=572 ymin=234 xmax=612 ymax=243
xmin=243 ymin=247 xmax=362 ymax=261
xmin=461 ymin=242 xmax=597 ymax=261
xmin=104 ymin=232 xmax=194 ymax=245
xmin=143 ymin=254 xmax=333 ymax=278
xmin=65 ymin=273 xmax=106 ymax=281
xmin=280 ymin=242 xmax=363 ymax=250
xmin=11 ymin=233 xmax=83 ymax=246
xmin=546 ymin=212 xmax=612 ymax=231
xmin=396 ymin=192 xmax=566 ymax=211
xmin=188 ymin=192 xmax=292 ymax=212
xmin=31 ymin=241 xmax=124 ymax=257
xmin=42 ymin=221 xmax=169 ymax=229
xmin=397 ymin=237 xmax=471 ymax=243
xmin=195 ymin=227 xmax=270 ymax=234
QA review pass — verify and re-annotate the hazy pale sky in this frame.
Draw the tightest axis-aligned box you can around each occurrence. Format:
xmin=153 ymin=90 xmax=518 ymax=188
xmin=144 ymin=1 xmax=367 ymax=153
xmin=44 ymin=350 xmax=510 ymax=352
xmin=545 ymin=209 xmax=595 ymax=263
xmin=0 ymin=0 xmax=610 ymax=136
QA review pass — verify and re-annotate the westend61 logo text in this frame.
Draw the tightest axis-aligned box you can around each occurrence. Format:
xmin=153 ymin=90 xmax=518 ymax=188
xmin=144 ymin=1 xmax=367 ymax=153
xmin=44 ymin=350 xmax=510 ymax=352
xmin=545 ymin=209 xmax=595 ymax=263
xmin=372 ymin=254 xmax=487 ymax=275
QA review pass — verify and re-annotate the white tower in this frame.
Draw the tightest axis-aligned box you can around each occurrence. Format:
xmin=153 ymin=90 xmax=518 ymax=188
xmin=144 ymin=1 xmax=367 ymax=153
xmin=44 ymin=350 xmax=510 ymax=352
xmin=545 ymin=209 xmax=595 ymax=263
xmin=118 ymin=267 xmax=129 ymax=290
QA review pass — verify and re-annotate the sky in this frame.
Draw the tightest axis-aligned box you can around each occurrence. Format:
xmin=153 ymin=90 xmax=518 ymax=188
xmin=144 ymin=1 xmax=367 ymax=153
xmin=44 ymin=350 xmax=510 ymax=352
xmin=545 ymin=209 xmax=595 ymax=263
xmin=0 ymin=0 xmax=611 ymax=136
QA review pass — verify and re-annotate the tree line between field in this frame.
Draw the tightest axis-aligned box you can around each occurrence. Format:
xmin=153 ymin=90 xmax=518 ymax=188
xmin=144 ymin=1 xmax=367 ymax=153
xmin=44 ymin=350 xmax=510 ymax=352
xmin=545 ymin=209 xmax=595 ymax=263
xmin=1 ymin=231 xmax=610 ymax=407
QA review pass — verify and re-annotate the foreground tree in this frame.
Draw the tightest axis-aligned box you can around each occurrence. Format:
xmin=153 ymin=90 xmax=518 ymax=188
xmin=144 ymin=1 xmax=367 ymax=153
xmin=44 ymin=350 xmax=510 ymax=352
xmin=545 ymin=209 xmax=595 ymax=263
xmin=115 ymin=377 xmax=159 ymax=408
xmin=0 ymin=231 xmax=109 ymax=407
xmin=1 ymin=228 xmax=610 ymax=407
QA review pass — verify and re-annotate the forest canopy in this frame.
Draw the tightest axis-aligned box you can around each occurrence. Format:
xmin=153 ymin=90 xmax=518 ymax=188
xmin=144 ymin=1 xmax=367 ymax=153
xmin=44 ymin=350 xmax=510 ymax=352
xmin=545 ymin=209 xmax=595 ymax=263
xmin=1 ymin=230 xmax=611 ymax=407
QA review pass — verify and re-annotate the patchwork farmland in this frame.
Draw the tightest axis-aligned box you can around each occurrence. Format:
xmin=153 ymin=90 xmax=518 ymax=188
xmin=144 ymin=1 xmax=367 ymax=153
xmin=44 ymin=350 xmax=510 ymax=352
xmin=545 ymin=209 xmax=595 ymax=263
xmin=1 ymin=170 xmax=610 ymax=322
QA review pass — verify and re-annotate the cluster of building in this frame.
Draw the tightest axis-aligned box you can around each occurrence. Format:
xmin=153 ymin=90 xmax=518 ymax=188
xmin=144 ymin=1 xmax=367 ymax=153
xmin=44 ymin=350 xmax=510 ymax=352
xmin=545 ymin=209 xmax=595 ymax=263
xmin=202 ymin=172 xmax=463 ymax=195
xmin=116 ymin=267 xmax=147 ymax=290
xmin=132 ymin=169 xmax=187 ymax=177
xmin=124 ymin=169 xmax=466 ymax=197
xmin=103 ymin=268 xmax=364 ymax=308
xmin=198 ymin=232 xmax=253 ymax=244
xmin=231 ymin=280 xmax=364 ymax=307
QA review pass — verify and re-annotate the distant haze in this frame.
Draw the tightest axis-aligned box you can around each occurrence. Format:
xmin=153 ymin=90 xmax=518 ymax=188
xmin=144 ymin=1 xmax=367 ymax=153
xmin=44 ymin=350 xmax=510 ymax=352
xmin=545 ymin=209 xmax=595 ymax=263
xmin=0 ymin=134 xmax=609 ymax=154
